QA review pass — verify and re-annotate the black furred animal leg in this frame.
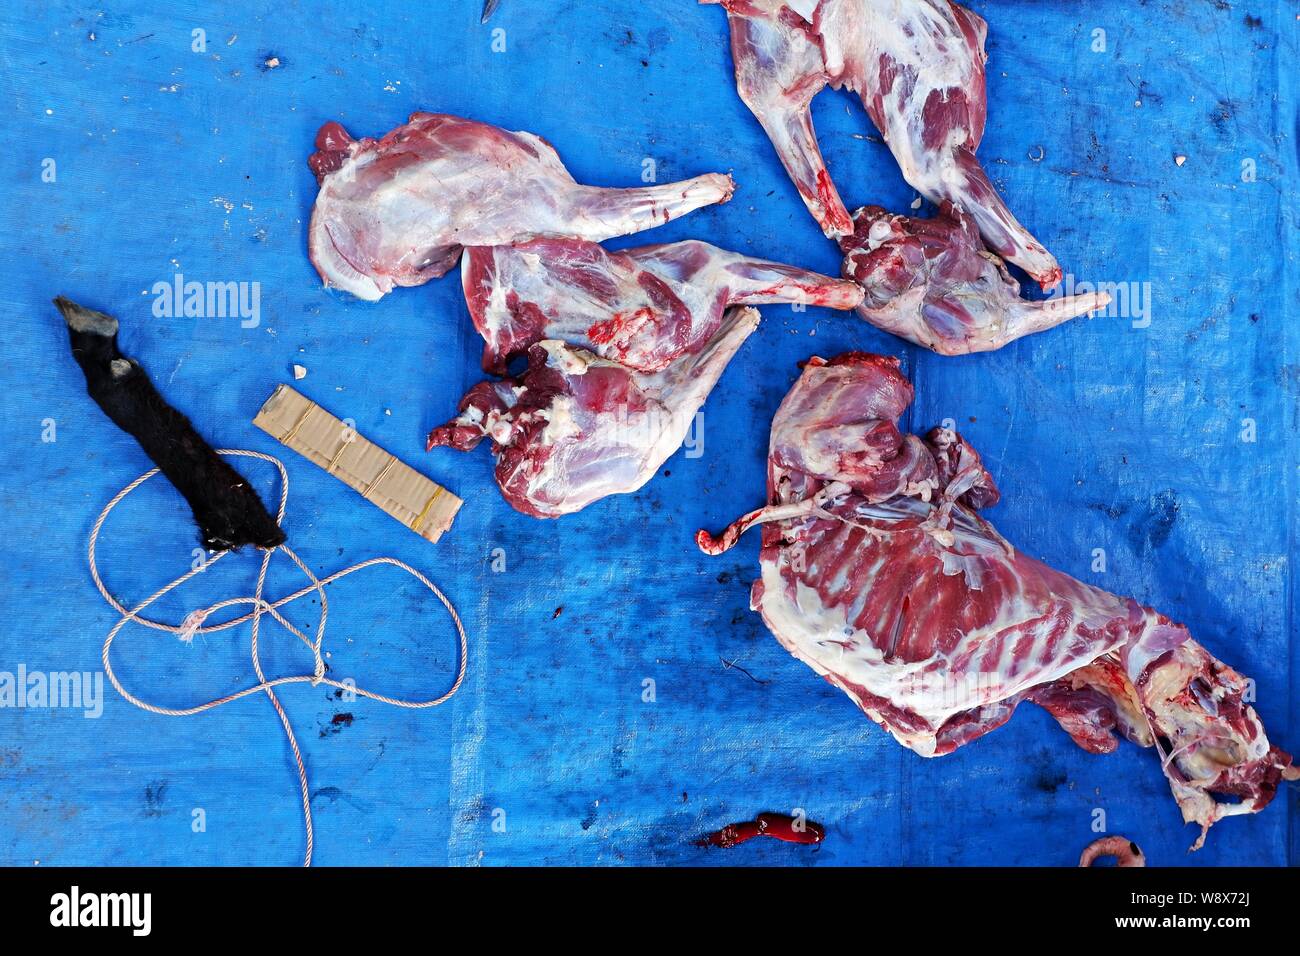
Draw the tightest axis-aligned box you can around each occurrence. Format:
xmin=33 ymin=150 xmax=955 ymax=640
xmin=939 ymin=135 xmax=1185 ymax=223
xmin=56 ymin=296 xmax=286 ymax=552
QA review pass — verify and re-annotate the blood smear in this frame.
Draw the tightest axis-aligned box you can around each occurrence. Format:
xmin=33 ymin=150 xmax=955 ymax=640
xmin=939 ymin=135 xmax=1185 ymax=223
xmin=695 ymin=812 xmax=825 ymax=849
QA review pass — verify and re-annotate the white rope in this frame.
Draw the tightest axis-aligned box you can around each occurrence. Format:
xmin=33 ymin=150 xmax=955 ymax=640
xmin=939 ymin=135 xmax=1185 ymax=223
xmin=87 ymin=450 xmax=468 ymax=866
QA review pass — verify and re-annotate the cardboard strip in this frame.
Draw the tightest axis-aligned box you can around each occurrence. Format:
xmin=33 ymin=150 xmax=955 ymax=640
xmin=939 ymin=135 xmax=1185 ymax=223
xmin=253 ymin=384 xmax=461 ymax=543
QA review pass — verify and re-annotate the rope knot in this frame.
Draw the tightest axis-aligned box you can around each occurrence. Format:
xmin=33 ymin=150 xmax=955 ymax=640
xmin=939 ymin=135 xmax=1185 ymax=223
xmin=178 ymin=608 xmax=210 ymax=643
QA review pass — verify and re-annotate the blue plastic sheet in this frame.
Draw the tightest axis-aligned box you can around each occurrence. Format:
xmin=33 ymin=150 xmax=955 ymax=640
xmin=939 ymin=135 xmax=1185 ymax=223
xmin=0 ymin=1 xmax=1295 ymax=865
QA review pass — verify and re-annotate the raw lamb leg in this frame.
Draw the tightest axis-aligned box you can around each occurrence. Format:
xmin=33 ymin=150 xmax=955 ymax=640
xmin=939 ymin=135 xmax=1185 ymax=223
xmin=708 ymin=1 xmax=852 ymax=237
xmin=840 ymin=203 xmax=1108 ymax=354
xmin=704 ymin=0 xmax=1063 ymax=289
xmin=697 ymin=353 xmax=1295 ymax=847
xmin=308 ymin=113 xmax=735 ymax=301
xmin=462 ymin=237 xmax=862 ymax=373
xmin=428 ymin=307 xmax=760 ymax=517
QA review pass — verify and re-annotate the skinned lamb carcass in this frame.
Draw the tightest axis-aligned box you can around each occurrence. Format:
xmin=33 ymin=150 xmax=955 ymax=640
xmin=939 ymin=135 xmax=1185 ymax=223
xmin=697 ymin=353 xmax=1296 ymax=847
xmin=307 ymin=112 xmax=735 ymax=301
xmin=703 ymin=0 xmax=1062 ymax=289
xmin=840 ymin=203 xmax=1109 ymax=354
xmin=463 ymin=237 xmax=863 ymax=374
xmin=429 ymin=307 xmax=760 ymax=518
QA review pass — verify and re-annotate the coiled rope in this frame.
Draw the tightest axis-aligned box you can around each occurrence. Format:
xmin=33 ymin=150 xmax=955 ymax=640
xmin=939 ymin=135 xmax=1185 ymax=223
xmin=87 ymin=449 xmax=468 ymax=866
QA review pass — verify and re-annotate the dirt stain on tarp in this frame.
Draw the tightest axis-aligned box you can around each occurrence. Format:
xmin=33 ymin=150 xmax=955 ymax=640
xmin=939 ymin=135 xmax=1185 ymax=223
xmin=1034 ymin=770 xmax=1069 ymax=794
xmin=257 ymin=50 xmax=285 ymax=72
xmin=1209 ymin=99 xmax=1236 ymax=137
xmin=142 ymin=780 xmax=168 ymax=817
xmin=1089 ymin=501 xmax=1130 ymax=521
xmin=1128 ymin=490 xmax=1180 ymax=552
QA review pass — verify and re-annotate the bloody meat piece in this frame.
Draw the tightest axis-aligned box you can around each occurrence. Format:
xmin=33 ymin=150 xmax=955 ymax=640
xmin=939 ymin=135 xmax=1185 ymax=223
xmin=698 ymin=352 xmax=1296 ymax=849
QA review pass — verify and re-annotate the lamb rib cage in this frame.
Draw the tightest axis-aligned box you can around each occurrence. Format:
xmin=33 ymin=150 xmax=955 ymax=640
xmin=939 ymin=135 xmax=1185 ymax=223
xmin=698 ymin=352 xmax=1296 ymax=848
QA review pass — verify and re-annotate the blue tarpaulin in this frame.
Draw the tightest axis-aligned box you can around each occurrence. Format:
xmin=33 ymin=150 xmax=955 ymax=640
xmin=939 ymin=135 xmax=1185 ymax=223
xmin=0 ymin=1 xmax=1295 ymax=865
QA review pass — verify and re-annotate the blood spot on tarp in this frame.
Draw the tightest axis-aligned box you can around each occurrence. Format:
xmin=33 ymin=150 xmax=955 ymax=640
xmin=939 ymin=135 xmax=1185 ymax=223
xmin=1243 ymin=14 xmax=1263 ymax=29
xmin=320 ymin=712 xmax=354 ymax=737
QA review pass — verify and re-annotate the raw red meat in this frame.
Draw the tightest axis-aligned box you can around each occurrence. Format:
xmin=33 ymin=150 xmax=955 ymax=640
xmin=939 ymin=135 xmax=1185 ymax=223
xmin=307 ymin=113 xmax=735 ymax=301
xmin=462 ymin=237 xmax=863 ymax=374
xmin=840 ymin=203 xmax=1109 ymax=354
xmin=704 ymin=0 xmax=1062 ymax=289
xmin=429 ymin=307 xmax=760 ymax=517
xmin=695 ymin=812 xmax=826 ymax=848
xmin=697 ymin=353 xmax=1296 ymax=847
